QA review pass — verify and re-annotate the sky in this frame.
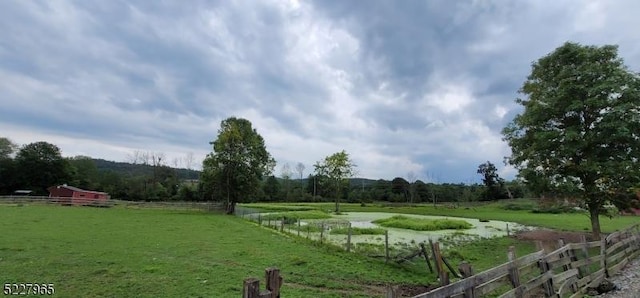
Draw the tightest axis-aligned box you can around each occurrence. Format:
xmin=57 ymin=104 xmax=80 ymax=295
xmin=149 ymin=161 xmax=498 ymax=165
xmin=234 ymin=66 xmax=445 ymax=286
xmin=1 ymin=0 xmax=639 ymax=183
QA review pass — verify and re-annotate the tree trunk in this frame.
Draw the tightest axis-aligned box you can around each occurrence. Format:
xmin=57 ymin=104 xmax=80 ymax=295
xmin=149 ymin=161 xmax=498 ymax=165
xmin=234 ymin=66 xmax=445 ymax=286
xmin=589 ymin=207 xmax=601 ymax=239
xmin=334 ymin=181 xmax=340 ymax=213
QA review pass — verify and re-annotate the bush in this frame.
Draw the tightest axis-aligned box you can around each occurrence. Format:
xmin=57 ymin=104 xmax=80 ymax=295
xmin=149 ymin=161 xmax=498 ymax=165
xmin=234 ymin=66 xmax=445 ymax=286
xmin=530 ymin=206 xmax=579 ymax=214
xmin=372 ymin=215 xmax=472 ymax=231
xmin=502 ymin=202 xmax=535 ymax=211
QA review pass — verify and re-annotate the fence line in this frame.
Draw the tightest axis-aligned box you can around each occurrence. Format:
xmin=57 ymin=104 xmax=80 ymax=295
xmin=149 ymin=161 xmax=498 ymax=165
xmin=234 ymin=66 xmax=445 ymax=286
xmin=0 ymin=196 xmax=225 ymax=211
xmin=408 ymin=223 xmax=640 ymax=298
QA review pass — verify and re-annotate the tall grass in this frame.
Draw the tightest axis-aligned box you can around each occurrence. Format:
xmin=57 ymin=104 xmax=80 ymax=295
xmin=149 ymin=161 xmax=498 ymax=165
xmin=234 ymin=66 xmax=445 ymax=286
xmin=373 ymin=215 xmax=472 ymax=231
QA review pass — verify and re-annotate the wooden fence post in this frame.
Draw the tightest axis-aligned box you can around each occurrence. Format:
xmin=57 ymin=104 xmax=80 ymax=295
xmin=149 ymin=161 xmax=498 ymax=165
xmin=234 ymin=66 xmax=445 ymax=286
xmin=346 ymin=222 xmax=352 ymax=252
xmin=507 ymin=246 xmax=521 ymax=297
xmin=580 ymin=235 xmax=591 ymax=277
xmin=280 ymin=217 xmax=284 ymax=232
xmin=458 ymin=262 xmax=475 ymax=298
xmin=431 ymin=240 xmax=449 ymax=286
xmin=320 ymin=222 xmax=325 ymax=244
xmin=243 ymin=268 xmax=282 ymax=298
xmin=243 ymin=278 xmax=260 ymax=298
xmin=535 ymin=240 xmax=554 ymax=297
xmin=265 ymin=267 xmax=282 ymax=298
xmin=297 ymin=219 xmax=300 ymax=237
xmin=601 ymin=235 xmax=608 ymax=278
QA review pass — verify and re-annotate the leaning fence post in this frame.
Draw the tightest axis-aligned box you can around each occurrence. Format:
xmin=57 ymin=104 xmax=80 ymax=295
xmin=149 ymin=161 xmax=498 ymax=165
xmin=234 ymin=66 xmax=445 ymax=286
xmin=297 ymin=219 xmax=301 ymax=237
xmin=420 ymin=242 xmax=433 ymax=273
xmin=320 ymin=222 xmax=325 ymax=244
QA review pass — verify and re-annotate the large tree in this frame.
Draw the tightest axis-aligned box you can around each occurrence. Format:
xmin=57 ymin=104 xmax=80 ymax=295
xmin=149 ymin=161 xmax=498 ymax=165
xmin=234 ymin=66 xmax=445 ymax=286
xmin=502 ymin=42 xmax=640 ymax=238
xmin=314 ymin=150 xmax=356 ymax=213
xmin=477 ymin=161 xmax=508 ymax=201
xmin=14 ymin=141 xmax=72 ymax=195
xmin=201 ymin=117 xmax=274 ymax=214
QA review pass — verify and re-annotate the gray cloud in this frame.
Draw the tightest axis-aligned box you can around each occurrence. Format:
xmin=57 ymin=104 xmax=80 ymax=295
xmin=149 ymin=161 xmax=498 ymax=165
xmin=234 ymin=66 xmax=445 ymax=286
xmin=1 ymin=0 xmax=639 ymax=181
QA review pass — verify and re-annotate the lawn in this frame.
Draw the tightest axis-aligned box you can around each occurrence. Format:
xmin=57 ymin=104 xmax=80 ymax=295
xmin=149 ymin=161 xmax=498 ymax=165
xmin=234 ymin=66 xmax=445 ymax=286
xmin=1 ymin=204 xmax=434 ymax=297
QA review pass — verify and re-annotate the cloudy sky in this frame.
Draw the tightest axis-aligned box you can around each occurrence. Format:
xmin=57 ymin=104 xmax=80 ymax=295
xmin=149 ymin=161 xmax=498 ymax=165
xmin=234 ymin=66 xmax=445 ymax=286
xmin=1 ymin=1 xmax=639 ymax=182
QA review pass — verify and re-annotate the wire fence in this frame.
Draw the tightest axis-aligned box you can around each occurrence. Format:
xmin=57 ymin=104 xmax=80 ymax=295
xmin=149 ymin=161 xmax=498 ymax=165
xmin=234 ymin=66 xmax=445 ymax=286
xmin=234 ymin=206 xmax=426 ymax=260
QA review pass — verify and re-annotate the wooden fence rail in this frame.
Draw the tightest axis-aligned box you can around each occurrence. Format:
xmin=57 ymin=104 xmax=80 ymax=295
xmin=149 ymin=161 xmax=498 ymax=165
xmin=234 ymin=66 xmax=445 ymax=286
xmin=410 ymin=223 xmax=640 ymax=298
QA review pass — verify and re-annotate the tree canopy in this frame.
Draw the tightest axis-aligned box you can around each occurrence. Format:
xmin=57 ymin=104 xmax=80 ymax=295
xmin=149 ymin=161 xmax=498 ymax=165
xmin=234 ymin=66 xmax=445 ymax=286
xmin=14 ymin=141 xmax=72 ymax=195
xmin=201 ymin=117 xmax=275 ymax=214
xmin=477 ymin=161 xmax=509 ymax=201
xmin=502 ymin=42 xmax=640 ymax=238
xmin=314 ymin=150 xmax=356 ymax=213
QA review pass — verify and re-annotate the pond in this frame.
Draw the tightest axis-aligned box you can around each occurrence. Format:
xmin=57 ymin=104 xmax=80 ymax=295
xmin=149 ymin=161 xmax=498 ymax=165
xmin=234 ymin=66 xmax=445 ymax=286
xmin=303 ymin=212 xmax=530 ymax=249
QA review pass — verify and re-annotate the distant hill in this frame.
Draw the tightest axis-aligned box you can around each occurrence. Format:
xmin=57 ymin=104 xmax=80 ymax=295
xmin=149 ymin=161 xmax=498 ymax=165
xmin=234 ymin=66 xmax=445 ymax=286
xmin=92 ymin=159 xmax=200 ymax=180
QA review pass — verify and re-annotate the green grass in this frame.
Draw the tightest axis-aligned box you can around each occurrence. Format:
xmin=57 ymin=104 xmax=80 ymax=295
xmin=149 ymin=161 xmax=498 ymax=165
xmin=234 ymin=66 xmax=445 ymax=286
xmin=260 ymin=210 xmax=332 ymax=220
xmin=240 ymin=203 xmax=316 ymax=212
xmin=0 ymin=204 xmax=435 ymax=297
xmin=373 ymin=215 xmax=473 ymax=231
xmin=247 ymin=201 xmax=637 ymax=233
xmin=330 ymin=227 xmax=387 ymax=235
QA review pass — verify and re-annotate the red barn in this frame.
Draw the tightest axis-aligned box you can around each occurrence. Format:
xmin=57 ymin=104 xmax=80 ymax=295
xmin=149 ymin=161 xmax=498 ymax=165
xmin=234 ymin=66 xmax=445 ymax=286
xmin=47 ymin=184 xmax=110 ymax=206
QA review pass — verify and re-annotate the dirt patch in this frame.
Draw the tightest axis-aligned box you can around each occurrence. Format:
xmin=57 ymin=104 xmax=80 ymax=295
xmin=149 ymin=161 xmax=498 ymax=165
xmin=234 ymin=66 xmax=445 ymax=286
xmin=393 ymin=284 xmax=438 ymax=297
xmin=515 ymin=229 xmax=594 ymax=252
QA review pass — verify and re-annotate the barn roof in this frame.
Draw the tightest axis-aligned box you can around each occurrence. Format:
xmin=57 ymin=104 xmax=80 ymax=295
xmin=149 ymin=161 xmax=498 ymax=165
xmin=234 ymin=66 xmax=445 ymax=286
xmin=50 ymin=184 xmax=108 ymax=195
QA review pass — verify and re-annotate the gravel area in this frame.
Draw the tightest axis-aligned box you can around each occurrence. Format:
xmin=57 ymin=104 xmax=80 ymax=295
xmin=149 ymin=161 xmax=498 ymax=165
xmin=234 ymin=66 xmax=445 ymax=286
xmin=597 ymin=257 xmax=640 ymax=298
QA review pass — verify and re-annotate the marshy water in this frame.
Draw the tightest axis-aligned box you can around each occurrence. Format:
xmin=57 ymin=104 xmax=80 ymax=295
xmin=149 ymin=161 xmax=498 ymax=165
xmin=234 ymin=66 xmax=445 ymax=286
xmin=316 ymin=212 xmax=529 ymax=248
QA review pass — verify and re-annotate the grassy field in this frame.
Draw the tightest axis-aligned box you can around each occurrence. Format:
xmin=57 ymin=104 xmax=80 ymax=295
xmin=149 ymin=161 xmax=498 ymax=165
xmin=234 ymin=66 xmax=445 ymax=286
xmin=242 ymin=200 xmax=638 ymax=233
xmin=5 ymin=199 xmax=630 ymax=297
xmin=1 ymin=204 xmax=438 ymax=297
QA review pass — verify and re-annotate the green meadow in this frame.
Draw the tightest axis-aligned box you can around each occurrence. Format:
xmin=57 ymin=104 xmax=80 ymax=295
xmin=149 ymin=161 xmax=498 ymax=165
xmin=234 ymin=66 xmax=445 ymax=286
xmin=2 ymin=199 xmax=637 ymax=297
xmin=0 ymin=204 xmax=429 ymax=297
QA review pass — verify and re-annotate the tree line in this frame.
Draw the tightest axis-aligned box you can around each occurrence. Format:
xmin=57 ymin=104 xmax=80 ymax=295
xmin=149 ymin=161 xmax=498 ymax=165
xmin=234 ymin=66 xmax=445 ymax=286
xmin=0 ymin=136 xmax=522 ymax=206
